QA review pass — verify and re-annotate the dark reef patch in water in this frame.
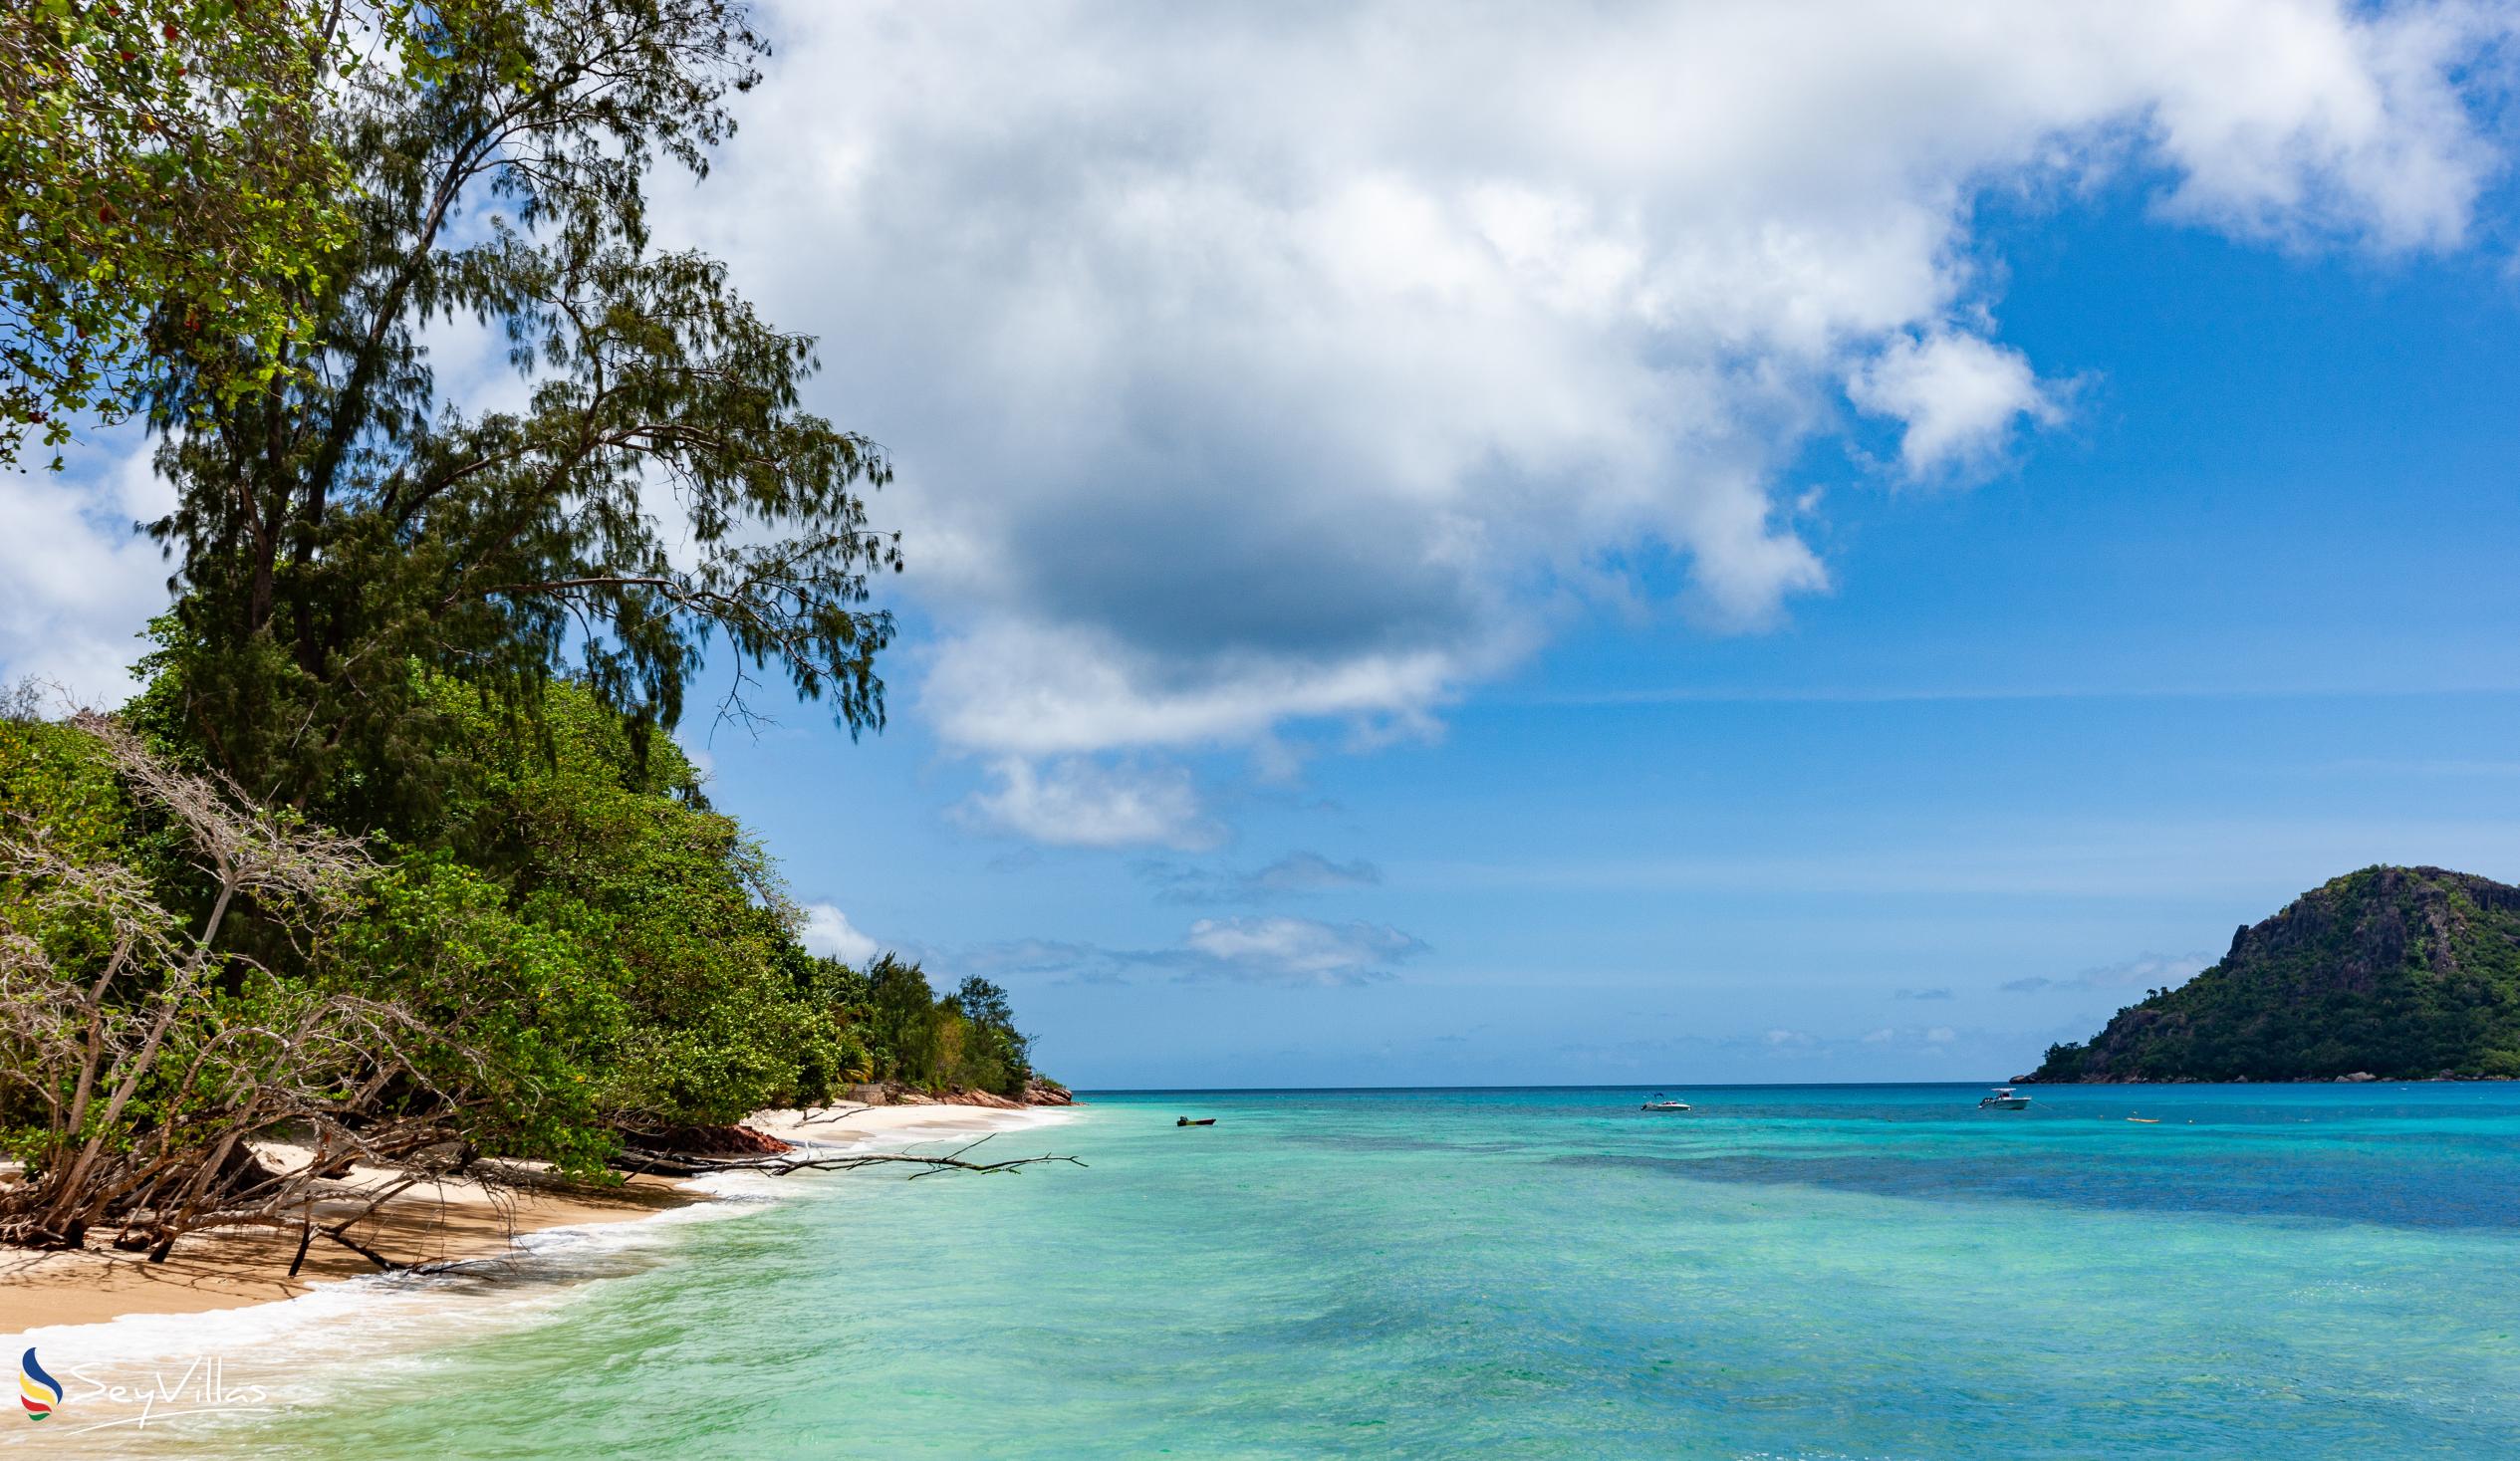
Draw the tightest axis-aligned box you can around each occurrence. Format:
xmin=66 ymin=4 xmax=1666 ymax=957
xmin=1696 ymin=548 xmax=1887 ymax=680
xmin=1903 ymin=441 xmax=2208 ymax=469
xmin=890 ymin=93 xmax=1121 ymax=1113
xmin=1553 ymin=1148 xmax=2520 ymax=1231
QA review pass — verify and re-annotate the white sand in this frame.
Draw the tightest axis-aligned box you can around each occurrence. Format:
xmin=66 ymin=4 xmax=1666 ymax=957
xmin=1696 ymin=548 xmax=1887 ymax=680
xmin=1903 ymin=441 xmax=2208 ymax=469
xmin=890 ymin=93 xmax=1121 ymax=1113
xmin=1 ymin=1102 xmax=1069 ymax=1330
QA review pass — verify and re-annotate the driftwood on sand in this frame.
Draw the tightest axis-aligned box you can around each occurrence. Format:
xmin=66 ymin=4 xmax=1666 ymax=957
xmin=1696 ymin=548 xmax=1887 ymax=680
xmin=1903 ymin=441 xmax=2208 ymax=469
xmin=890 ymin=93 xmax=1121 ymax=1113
xmin=613 ymin=1131 xmax=1083 ymax=1182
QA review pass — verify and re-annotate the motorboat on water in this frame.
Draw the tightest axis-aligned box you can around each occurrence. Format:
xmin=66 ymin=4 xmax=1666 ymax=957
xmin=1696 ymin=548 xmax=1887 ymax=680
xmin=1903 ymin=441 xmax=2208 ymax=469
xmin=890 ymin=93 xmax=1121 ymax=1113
xmin=1640 ymin=1095 xmax=1691 ymax=1111
xmin=1978 ymin=1087 xmax=2031 ymax=1110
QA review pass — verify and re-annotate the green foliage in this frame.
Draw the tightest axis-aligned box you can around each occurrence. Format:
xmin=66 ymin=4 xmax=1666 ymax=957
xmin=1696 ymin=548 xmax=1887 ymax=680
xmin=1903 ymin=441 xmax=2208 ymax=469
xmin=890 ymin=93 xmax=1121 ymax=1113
xmin=337 ymin=853 xmax=622 ymax=1174
xmin=6 ymin=687 xmax=1046 ymax=1221
xmin=417 ymin=679 xmax=857 ymax=1124
xmin=0 ymin=718 xmax=134 ymax=1095
xmin=2034 ymin=865 xmax=2520 ymax=1083
xmin=2 ymin=0 xmax=347 ymax=467
xmin=947 ymin=975 xmax=1036 ymax=1096
xmin=844 ymin=957 xmax=1035 ymax=1097
xmin=135 ymin=0 xmax=899 ymax=831
xmin=0 ymin=711 xmax=125 ymax=867
xmin=0 ymin=2 xmax=543 ymax=469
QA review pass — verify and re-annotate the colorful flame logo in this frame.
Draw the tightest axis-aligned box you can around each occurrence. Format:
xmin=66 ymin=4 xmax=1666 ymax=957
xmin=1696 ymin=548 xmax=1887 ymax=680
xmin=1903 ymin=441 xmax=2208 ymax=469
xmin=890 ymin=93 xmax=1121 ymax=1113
xmin=19 ymin=1347 xmax=62 ymax=1421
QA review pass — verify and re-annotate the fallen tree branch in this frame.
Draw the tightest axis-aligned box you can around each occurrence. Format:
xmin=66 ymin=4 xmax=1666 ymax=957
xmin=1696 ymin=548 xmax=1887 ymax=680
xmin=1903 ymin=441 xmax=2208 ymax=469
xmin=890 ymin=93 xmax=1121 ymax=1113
xmin=610 ymin=1133 xmax=1082 ymax=1180
xmin=760 ymin=1150 xmax=1085 ymax=1178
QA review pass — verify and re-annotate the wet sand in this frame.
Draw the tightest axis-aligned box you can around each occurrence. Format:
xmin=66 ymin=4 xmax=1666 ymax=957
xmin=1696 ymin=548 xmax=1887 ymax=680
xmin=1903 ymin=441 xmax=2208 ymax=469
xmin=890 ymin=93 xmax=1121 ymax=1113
xmin=0 ymin=1102 xmax=1064 ymax=1330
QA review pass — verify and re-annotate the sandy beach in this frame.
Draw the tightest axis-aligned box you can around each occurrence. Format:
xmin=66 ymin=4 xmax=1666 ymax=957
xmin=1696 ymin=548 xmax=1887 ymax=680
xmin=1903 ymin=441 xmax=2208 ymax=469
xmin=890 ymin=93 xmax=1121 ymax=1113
xmin=0 ymin=1101 xmax=1064 ymax=1332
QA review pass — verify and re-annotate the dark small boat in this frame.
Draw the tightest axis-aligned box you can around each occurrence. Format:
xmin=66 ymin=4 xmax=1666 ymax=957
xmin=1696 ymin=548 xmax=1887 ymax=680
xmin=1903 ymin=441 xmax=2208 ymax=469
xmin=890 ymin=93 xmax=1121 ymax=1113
xmin=1177 ymin=1117 xmax=1215 ymax=1126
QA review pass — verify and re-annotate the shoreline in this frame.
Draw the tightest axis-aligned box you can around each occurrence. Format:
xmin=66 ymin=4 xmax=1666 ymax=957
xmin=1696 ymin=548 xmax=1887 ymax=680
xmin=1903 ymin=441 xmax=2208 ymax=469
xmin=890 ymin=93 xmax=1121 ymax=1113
xmin=1 ymin=1100 xmax=1071 ymax=1335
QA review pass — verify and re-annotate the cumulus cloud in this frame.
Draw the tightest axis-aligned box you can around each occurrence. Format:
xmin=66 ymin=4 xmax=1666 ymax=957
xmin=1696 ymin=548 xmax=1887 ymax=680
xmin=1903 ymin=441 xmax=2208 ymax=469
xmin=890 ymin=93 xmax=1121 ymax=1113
xmin=2002 ymin=951 xmax=2212 ymax=994
xmin=1847 ymin=332 xmax=2062 ymax=477
xmin=1137 ymin=851 xmax=1384 ymax=904
xmin=1894 ymin=987 xmax=1956 ymax=1001
xmin=12 ymin=0 xmax=2513 ymax=853
xmin=799 ymin=902 xmax=881 ymax=965
xmin=630 ymin=0 xmax=2513 ymax=835
xmin=958 ymin=757 xmax=1221 ymax=850
xmin=0 ymin=440 xmax=174 ymax=705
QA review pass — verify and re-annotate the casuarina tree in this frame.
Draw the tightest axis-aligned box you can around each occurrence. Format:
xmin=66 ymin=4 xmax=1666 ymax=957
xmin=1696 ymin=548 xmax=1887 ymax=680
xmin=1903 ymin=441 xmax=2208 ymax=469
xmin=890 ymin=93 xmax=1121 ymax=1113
xmin=131 ymin=0 xmax=899 ymax=837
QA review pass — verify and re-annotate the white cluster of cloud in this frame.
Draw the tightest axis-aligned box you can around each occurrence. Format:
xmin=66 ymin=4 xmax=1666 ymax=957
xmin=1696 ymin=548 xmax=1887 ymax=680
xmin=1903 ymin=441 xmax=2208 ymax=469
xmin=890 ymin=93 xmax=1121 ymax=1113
xmin=643 ymin=0 xmax=2515 ymax=846
xmin=0 ymin=441 xmax=170 ymax=703
xmin=798 ymin=901 xmax=882 ymax=965
xmin=1846 ymin=333 xmax=2065 ymax=479
xmin=959 ymin=756 xmax=1221 ymax=851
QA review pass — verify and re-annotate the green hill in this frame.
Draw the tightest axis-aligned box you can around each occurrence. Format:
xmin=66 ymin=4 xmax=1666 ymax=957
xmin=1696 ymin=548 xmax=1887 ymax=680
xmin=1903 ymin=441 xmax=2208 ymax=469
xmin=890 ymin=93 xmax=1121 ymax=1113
xmin=2031 ymin=865 xmax=2520 ymax=1083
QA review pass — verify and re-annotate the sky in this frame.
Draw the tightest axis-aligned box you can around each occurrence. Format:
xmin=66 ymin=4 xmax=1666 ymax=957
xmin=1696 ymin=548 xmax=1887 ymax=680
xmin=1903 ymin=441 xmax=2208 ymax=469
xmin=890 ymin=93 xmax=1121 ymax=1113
xmin=8 ymin=0 xmax=2520 ymax=1088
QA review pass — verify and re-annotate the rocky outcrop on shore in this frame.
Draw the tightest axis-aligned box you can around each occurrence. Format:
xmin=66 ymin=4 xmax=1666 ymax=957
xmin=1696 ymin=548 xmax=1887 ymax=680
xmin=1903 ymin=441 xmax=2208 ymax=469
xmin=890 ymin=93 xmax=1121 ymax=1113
xmin=631 ymin=1122 xmax=797 ymax=1155
xmin=859 ymin=1078 xmax=1077 ymax=1110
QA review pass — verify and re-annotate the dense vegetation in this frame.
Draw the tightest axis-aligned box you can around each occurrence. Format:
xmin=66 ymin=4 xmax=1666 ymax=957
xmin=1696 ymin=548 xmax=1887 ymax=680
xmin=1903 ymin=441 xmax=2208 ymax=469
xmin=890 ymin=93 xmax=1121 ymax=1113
xmin=2034 ymin=865 xmax=2520 ymax=1084
xmin=0 ymin=691 xmax=1044 ymax=1251
xmin=0 ymin=1 xmax=1047 ymax=1258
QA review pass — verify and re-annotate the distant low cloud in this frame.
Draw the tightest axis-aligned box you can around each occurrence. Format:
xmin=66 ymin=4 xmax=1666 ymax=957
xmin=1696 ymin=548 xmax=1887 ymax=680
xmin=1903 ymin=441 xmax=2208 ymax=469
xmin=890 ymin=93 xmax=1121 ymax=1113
xmin=1894 ymin=987 xmax=1955 ymax=1001
xmin=1136 ymin=851 xmax=1384 ymax=904
xmin=961 ymin=914 xmax=1426 ymax=987
xmin=2002 ymin=951 xmax=2210 ymax=994
xmin=957 ymin=756 xmax=1221 ymax=851
xmin=1181 ymin=916 xmax=1425 ymax=984
xmin=1555 ymin=1020 xmax=2026 ymax=1074
xmin=799 ymin=902 xmax=881 ymax=965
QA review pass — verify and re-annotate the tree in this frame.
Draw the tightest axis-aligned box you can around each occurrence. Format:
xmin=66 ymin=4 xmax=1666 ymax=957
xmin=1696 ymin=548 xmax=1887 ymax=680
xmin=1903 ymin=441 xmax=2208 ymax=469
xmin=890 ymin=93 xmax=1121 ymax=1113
xmin=135 ymin=0 xmax=899 ymax=833
xmin=3 ymin=0 xmax=355 ymax=468
xmin=950 ymin=974 xmax=1034 ymax=1094
xmin=0 ymin=711 xmax=458 ymax=1251
xmin=420 ymin=678 xmax=855 ymax=1123
xmin=863 ymin=954 xmax=938 ymax=1086
xmin=0 ymin=2 xmax=561 ymax=469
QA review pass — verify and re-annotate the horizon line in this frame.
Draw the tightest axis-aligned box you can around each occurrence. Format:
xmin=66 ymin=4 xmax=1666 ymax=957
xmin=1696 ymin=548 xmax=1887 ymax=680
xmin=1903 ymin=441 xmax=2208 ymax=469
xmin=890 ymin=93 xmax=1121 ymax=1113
xmin=1518 ymin=683 xmax=2520 ymax=709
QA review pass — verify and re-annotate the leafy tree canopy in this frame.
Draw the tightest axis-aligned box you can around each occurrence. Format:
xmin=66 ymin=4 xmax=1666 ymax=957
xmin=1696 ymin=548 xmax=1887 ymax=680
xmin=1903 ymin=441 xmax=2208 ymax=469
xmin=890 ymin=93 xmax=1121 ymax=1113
xmin=130 ymin=0 xmax=899 ymax=834
xmin=0 ymin=1 xmax=539 ymax=468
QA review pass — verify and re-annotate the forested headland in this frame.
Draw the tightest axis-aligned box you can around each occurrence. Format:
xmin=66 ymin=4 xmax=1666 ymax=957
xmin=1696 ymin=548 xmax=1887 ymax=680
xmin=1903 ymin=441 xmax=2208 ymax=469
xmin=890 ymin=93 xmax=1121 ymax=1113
xmin=0 ymin=0 xmax=1055 ymax=1262
xmin=2032 ymin=865 xmax=2520 ymax=1084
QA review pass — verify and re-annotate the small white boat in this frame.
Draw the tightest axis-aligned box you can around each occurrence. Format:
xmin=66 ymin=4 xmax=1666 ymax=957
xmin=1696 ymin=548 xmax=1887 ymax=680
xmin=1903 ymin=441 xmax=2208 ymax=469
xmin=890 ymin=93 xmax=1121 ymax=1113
xmin=1978 ymin=1087 xmax=2030 ymax=1110
xmin=1640 ymin=1095 xmax=1691 ymax=1112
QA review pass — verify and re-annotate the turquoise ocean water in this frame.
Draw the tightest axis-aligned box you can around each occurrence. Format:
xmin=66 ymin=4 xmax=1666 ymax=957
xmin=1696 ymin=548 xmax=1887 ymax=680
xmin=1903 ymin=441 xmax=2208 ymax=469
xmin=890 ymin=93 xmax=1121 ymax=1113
xmin=19 ymin=1084 xmax=2520 ymax=1458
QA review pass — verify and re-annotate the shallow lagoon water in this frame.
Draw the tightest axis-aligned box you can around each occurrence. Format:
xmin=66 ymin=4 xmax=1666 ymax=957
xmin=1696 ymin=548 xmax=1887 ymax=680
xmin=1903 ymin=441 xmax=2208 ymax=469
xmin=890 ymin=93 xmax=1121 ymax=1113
xmin=26 ymin=1085 xmax=2520 ymax=1458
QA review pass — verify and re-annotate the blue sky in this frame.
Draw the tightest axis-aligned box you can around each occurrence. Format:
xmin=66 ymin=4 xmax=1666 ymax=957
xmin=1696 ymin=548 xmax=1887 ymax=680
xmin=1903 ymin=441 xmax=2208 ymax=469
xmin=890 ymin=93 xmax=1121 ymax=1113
xmin=9 ymin=1 xmax=2520 ymax=1087
xmin=703 ymin=195 xmax=2520 ymax=1086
